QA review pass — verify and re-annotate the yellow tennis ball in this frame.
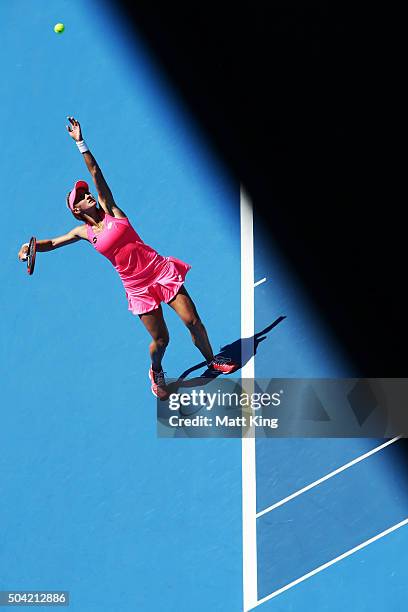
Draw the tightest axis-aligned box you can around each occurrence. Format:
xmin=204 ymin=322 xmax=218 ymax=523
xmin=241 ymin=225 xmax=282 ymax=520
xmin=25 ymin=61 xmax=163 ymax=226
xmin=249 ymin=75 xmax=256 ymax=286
xmin=54 ymin=23 xmax=65 ymax=34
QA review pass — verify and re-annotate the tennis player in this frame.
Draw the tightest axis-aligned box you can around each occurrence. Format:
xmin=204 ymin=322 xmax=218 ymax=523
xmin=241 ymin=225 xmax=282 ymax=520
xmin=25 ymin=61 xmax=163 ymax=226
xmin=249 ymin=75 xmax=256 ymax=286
xmin=18 ymin=117 xmax=237 ymax=398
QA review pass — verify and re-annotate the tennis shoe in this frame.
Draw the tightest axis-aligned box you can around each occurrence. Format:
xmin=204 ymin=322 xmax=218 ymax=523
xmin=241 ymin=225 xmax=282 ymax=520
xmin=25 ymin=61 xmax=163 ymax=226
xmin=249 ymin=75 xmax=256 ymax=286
xmin=207 ymin=355 xmax=239 ymax=375
xmin=149 ymin=366 xmax=169 ymax=400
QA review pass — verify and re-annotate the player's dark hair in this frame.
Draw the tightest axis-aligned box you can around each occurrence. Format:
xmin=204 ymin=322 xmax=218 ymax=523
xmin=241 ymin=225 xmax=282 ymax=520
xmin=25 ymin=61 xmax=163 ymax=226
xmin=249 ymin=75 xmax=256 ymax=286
xmin=66 ymin=192 xmax=84 ymax=222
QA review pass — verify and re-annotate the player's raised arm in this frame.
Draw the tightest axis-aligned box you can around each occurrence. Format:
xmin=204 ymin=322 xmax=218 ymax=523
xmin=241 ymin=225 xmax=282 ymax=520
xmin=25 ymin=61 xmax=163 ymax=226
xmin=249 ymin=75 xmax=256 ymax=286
xmin=18 ymin=226 xmax=86 ymax=261
xmin=66 ymin=116 xmax=126 ymax=218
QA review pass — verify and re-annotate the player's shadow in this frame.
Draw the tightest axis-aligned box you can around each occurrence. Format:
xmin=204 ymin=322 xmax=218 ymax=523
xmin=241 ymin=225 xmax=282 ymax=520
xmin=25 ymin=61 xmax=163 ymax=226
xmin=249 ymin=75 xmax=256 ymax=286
xmin=165 ymin=315 xmax=286 ymax=396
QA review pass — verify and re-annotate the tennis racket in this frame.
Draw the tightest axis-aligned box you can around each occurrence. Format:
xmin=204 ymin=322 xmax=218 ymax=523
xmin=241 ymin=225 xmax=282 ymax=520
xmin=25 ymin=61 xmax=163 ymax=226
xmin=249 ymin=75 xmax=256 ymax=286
xmin=27 ymin=236 xmax=37 ymax=276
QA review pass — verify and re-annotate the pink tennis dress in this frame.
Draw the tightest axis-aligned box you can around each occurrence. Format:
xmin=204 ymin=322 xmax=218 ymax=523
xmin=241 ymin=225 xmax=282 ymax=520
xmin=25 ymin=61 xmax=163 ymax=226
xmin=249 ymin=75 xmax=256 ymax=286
xmin=86 ymin=212 xmax=191 ymax=315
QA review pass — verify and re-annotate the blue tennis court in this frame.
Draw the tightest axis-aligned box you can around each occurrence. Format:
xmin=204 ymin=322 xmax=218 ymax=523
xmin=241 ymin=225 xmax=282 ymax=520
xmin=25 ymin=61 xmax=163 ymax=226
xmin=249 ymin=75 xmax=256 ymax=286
xmin=245 ymin=210 xmax=408 ymax=610
xmin=1 ymin=1 xmax=407 ymax=610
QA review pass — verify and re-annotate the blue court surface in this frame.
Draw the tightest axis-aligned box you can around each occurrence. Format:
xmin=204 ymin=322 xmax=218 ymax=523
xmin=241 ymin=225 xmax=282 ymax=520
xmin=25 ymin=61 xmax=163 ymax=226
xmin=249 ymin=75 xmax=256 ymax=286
xmin=1 ymin=2 xmax=407 ymax=611
xmin=250 ymin=218 xmax=408 ymax=611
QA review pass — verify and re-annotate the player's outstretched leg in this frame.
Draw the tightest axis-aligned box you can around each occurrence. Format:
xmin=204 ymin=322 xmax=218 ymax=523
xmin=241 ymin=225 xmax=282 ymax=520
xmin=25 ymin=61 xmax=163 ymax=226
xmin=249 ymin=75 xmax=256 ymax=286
xmin=139 ymin=306 xmax=169 ymax=399
xmin=168 ymin=286 xmax=239 ymax=374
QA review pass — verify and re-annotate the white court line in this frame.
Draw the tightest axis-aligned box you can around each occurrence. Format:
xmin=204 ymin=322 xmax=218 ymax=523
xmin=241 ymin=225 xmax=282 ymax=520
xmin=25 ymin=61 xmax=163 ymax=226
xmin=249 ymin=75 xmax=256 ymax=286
xmin=253 ymin=516 xmax=408 ymax=609
xmin=254 ymin=277 xmax=266 ymax=288
xmin=256 ymin=436 xmax=401 ymax=518
xmin=241 ymin=186 xmax=258 ymax=612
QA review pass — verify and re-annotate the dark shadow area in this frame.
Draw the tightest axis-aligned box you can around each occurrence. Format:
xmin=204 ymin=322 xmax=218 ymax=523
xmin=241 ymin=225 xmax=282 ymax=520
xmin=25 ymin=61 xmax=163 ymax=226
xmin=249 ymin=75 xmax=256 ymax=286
xmin=111 ymin=4 xmax=406 ymax=375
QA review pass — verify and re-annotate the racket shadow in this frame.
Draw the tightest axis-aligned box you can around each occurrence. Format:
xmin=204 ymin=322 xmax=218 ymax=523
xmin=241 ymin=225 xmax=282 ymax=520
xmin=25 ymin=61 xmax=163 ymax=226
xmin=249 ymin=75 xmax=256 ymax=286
xmin=159 ymin=317 xmax=286 ymax=425
xmin=174 ymin=315 xmax=286 ymax=384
